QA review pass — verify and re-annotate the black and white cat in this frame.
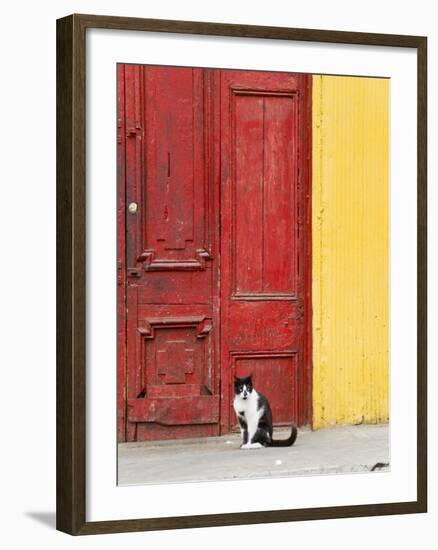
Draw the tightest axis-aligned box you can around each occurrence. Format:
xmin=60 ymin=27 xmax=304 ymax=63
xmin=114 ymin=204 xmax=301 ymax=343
xmin=233 ymin=375 xmax=298 ymax=450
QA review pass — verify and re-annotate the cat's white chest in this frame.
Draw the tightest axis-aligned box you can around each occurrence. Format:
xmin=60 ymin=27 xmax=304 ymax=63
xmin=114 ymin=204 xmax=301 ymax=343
xmin=233 ymin=391 xmax=258 ymax=418
xmin=233 ymin=391 xmax=263 ymax=447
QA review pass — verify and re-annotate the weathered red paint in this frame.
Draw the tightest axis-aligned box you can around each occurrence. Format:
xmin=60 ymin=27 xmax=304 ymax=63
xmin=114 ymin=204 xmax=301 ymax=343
xmin=117 ymin=65 xmax=311 ymax=442
xmin=219 ymin=70 xmax=312 ymax=431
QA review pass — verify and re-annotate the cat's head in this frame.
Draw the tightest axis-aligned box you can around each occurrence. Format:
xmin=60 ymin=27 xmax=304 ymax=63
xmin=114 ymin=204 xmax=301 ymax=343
xmin=234 ymin=375 xmax=253 ymax=400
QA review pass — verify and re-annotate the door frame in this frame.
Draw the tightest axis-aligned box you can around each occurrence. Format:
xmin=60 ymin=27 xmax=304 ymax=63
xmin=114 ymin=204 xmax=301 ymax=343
xmin=117 ymin=64 xmax=127 ymax=442
xmin=301 ymin=75 xmax=313 ymax=429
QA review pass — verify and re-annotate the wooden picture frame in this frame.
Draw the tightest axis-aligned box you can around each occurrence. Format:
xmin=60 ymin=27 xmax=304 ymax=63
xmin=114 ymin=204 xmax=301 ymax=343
xmin=56 ymin=13 xmax=427 ymax=535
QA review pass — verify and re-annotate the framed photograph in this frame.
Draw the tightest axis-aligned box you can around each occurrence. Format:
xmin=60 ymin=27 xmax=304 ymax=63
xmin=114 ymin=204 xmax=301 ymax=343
xmin=56 ymin=14 xmax=427 ymax=535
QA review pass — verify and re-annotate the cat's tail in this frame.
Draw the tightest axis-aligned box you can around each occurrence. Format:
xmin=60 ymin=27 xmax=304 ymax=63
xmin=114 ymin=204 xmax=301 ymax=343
xmin=270 ymin=424 xmax=298 ymax=447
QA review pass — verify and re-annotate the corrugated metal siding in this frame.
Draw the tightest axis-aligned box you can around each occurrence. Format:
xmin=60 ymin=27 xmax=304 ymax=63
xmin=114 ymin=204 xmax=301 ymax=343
xmin=312 ymin=75 xmax=389 ymax=428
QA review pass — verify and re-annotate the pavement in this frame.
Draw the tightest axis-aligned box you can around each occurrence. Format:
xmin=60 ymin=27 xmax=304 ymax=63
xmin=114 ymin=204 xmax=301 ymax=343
xmin=118 ymin=423 xmax=389 ymax=486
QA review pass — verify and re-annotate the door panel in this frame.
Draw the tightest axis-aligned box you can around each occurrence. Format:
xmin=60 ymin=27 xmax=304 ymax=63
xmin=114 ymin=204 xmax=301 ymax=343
xmin=219 ymin=70 xmax=311 ymax=432
xmin=232 ymin=352 xmax=299 ymax=425
xmin=232 ymin=92 xmax=297 ymax=298
xmin=126 ymin=65 xmax=213 ymax=273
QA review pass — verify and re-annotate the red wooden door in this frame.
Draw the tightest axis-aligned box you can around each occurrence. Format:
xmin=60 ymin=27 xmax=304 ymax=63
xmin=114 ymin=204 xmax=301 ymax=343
xmin=118 ymin=65 xmax=311 ymax=442
xmin=219 ymin=70 xmax=312 ymax=431
xmin=118 ymin=65 xmax=220 ymax=442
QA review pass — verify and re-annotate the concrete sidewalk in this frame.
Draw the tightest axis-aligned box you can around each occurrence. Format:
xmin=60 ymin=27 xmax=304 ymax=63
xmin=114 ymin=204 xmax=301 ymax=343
xmin=118 ymin=424 xmax=389 ymax=486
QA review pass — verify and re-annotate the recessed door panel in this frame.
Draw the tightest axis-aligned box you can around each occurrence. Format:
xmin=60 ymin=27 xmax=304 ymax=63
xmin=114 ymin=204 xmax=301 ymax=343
xmin=232 ymin=91 xmax=298 ymax=298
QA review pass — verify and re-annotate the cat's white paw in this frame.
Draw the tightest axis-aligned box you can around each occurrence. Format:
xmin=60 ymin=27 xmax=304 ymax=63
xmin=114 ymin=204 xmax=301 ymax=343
xmin=240 ymin=443 xmax=262 ymax=450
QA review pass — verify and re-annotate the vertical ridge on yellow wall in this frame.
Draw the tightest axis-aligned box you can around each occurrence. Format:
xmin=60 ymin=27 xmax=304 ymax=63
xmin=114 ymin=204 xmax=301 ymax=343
xmin=312 ymin=75 xmax=389 ymax=429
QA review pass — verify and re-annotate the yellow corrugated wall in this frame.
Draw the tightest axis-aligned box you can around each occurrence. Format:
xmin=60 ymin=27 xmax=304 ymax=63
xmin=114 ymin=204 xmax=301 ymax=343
xmin=312 ymin=75 xmax=389 ymax=428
